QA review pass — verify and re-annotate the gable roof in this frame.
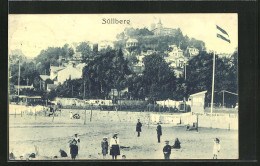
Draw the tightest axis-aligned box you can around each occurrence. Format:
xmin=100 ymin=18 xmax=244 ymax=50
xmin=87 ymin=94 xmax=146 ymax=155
xmin=50 ymin=66 xmax=65 ymax=73
xmin=39 ymin=75 xmax=50 ymax=81
xmin=190 ymin=91 xmax=207 ymax=97
xmin=47 ymin=84 xmax=58 ymax=91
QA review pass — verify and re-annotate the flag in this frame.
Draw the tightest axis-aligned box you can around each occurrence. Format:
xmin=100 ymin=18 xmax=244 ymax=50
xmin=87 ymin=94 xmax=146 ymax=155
xmin=216 ymin=25 xmax=231 ymax=43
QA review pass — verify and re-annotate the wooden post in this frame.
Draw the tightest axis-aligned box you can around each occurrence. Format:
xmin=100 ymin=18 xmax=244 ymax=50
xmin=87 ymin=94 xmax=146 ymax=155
xmin=52 ymin=108 xmax=54 ymax=122
xmin=196 ymin=114 xmax=199 ymax=132
xmin=90 ymin=105 xmax=92 ymax=122
xmin=148 ymin=112 xmax=150 ymax=129
xmin=21 ymin=110 xmax=22 ymax=117
xmin=222 ymin=91 xmax=225 ymax=108
xmin=84 ymin=109 xmax=86 ymax=125
xmin=210 ymin=51 xmax=216 ymax=128
xmin=228 ymin=114 xmax=230 ymax=131
xmin=15 ymin=109 xmax=16 ymax=118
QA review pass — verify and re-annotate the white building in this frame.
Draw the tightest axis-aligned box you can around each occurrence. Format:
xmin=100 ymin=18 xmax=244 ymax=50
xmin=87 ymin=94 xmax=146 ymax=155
xmin=141 ymin=50 xmax=157 ymax=56
xmin=168 ymin=45 xmax=183 ymax=57
xmin=56 ymin=65 xmax=83 ymax=84
xmin=165 ymin=45 xmax=187 ymax=69
xmin=126 ymin=38 xmax=138 ymax=48
xmin=98 ymin=40 xmax=114 ymax=51
xmin=150 ymin=19 xmax=177 ymax=36
xmin=50 ymin=66 xmax=65 ymax=81
xmin=186 ymin=46 xmax=199 ymax=57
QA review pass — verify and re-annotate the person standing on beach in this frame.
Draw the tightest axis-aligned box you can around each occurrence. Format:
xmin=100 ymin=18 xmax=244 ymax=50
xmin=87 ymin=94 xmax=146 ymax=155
xmin=136 ymin=119 xmax=142 ymax=137
xmin=73 ymin=134 xmax=80 ymax=150
xmin=70 ymin=111 xmax=73 ymax=119
xmin=69 ymin=140 xmax=78 ymax=160
xmin=163 ymin=140 xmax=171 ymax=159
xmin=101 ymin=137 xmax=109 ymax=159
xmin=110 ymin=133 xmax=120 ymax=160
xmin=156 ymin=122 xmax=162 ymax=143
xmin=213 ymin=138 xmax=221 ymax=159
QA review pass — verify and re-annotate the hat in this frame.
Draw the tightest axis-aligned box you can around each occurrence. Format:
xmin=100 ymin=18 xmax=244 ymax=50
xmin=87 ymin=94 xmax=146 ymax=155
xmin=113 ymin=133 xmax=118 ymax=137
xmin=165 ymin=140 xmax=169 ymax=143
xmin=103 ymin=136 xmax=108 ymax=139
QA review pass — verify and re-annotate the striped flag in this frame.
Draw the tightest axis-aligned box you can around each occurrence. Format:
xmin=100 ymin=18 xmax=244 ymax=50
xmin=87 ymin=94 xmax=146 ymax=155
xmin=216 ymin=25 xmax=231 ymax=43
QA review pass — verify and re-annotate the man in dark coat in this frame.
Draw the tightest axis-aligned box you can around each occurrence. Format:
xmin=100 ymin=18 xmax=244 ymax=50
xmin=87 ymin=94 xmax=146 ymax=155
xmin=70 ymin=140 xmax=78 ymax=160
xmin=156 ymin=122 xmax=162 ymax=143
xmin=136 ymin=119 xmax=142 ymax=137
xmin=163 ymin=140 xmax=171 ymax=159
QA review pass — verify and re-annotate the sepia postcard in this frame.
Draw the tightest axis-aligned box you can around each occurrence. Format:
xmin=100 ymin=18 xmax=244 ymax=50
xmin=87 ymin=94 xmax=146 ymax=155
xmin=8 ymin=14 xmax=238 ymax=160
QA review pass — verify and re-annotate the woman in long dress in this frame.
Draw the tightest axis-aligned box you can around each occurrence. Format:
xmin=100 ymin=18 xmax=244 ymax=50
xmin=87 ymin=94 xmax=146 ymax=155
xmin=110 ymin=133 xmax=120 ymax=160
xmin=213 ymin=138 xmax=221 ymax=159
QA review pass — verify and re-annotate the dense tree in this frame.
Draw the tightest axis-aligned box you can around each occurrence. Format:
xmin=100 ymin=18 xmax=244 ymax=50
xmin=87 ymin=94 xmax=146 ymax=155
xmin=82 ymin=49 xmax=131 ymax=99
xmin=76 ymin=42 xmax=93 ymax=61
xmin=141 ymin=53 xmax=177 ymax=102
xmin=9 ymin=61 xmax=39 ymax=87
xmin=62 ymin=44 xmax=74 ymax=59
xmin=189 ymin=38 xmax=206 ymax=51
xmin=55 ymin=79 xmax=83 ymax=98
xmin=35 ymin=44 xmax=74 ymax=75
xmin=185 ymin=51 xmax=238 ymax=106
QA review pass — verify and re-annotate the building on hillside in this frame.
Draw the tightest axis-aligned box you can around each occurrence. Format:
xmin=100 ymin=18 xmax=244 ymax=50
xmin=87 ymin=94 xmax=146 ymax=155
xmin=14 ymin=84 xmax=34 ymax=91
xmin=141 ymin=49 xmax=157 ymax=56
xmin=217 ymin=53 xmax=232 ymax=58
xmin=165 ymin=45 xmax=187 ymax=68
xmin=131 ymin=65 xmax=145 ymax=75
xmin=136 ymin=55 xmax=145 ymax=66
xmin=168 ymin=45 xmax=183 ymax=57
xmin=109 ymin=88 xmax=129 ymax=100
xmin=186 ymin=46 xmax=199 ymax=57
xmin=150 ymin=19 xmax=177 ymax=36
xmin=39 ymin=75 xmax=50 ymax=90
xmin=98 ymin=40 xmax=114 ymax=51
xmin=165 ymin=56 xmax=187 ymax=69
xmin=126 ymin=38 xmax=138 ymax=48
xmin=122 ymin=49 xmax=131 ymax=60
xmin=56 ymin=65 xmax=83 ymax=84
xmin=47 ymin=84 xmax=58 ymax=92
xmin=164 ymin=45 xmax=188 ymax=78
xmin=50 ymin=66 xmax=65 ymax=80
xmin=76 ymin=63 xmax=87 ymax=71
xmin=173 ymin=68 xmax=185 ymax=78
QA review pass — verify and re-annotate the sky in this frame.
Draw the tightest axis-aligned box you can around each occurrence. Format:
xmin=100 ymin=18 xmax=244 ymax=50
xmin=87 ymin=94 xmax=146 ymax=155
xmin=9 ymin=14 xmax=238 ymax=58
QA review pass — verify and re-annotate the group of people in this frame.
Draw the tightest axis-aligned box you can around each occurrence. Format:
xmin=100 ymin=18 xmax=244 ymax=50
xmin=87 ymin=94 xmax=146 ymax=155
xmin=135 ymin=119 xmax=221 ymax=160
xmin=10 ymin=117 xmax=221 ymax=160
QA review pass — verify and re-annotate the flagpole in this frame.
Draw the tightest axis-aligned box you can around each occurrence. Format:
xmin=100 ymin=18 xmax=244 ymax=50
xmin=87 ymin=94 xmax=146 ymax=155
xmin=18 ymin=60 xmax=20 ymax=96
xmin=210 ymin=51 xmax=216 ymax=127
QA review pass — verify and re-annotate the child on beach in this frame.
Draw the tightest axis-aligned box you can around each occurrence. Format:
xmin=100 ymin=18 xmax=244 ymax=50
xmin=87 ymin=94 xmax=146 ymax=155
xmin=122 ymin=155 xmax=126 ymax=159
xmin=70 ymin=111 xmax=73 ymax=119
xmin=110 ymin=133 xmax=120 ymax=160
xmin=101 ymin=137 xmax=109 ymax=159
xmin=213 ymin=138 xmax=221 ymax=159
xmin=172 ymin=138 xmax=181 ymax=149
xmin=163 ymin=140 xmax=171 ymax=159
